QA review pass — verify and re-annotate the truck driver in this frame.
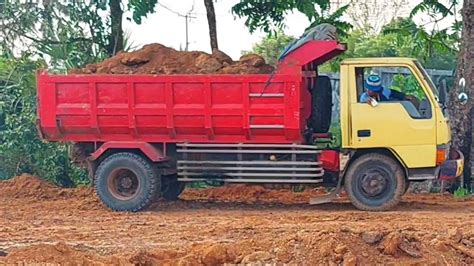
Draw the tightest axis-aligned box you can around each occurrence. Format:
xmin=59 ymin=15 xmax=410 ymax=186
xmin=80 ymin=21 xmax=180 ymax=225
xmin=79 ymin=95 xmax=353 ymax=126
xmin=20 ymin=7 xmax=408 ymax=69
xmin=360 ymin=74 xmax=421 ymax=109
xmin=359 ymin=74 xmax=406 ymax=103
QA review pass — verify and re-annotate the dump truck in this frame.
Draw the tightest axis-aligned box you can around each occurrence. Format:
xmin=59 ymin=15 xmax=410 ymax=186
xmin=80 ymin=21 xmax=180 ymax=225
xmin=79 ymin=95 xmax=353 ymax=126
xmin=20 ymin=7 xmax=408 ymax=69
xmin=36 ymin=38 xmax=464 ymax=212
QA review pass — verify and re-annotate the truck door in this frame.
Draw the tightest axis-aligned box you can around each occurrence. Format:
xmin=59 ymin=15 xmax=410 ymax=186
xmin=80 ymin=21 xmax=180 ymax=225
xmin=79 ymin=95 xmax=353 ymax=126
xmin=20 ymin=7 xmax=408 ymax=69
xmin=348 ymin=65 xmax=437 ymax=168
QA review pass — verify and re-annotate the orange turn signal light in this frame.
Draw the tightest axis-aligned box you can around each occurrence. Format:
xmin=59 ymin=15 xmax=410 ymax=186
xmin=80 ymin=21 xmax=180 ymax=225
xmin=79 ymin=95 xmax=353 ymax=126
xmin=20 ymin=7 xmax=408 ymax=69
xmin=436 ymin=149 xmax=447 ymax=166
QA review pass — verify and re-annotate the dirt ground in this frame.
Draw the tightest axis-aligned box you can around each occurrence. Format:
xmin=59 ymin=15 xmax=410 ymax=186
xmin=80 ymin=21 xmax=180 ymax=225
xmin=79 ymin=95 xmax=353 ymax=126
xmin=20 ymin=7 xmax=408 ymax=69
xmin=1 ymin=174 xmax=474 ymax=265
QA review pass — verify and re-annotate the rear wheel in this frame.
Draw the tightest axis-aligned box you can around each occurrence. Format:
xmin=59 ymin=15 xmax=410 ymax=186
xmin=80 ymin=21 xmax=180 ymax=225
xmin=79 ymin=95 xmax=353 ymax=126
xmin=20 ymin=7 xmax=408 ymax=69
xmin=344 ymin=153 xmax=406 ymax=211
xmin=161 ymin=174 xmax=185 ymax=201
xmin=95 ymin=152 xmax=159 ymax=212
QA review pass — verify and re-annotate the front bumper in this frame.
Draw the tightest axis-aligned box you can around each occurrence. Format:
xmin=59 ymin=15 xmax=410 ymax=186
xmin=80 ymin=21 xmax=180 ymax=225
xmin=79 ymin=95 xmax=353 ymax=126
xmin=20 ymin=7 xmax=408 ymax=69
xmin=439 ymin=149 xmax=464 ymax=181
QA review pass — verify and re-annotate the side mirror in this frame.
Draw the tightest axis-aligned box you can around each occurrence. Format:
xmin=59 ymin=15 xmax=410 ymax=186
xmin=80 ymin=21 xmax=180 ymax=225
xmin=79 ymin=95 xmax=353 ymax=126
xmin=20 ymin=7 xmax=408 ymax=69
xmin=458 ymin=92 xmax=468 ymax=105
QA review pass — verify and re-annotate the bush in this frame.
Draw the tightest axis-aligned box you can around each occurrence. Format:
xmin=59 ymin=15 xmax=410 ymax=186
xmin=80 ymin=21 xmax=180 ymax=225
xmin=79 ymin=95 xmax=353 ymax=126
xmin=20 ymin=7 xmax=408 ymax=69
xmin=0 ymin=56 xmax=89 ymax=186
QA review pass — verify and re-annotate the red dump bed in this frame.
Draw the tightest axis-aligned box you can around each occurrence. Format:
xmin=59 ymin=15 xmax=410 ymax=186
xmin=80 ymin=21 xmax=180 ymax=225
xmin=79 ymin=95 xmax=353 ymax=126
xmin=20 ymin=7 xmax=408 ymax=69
xmin=37 ymin=40 xmax=345 ymax=144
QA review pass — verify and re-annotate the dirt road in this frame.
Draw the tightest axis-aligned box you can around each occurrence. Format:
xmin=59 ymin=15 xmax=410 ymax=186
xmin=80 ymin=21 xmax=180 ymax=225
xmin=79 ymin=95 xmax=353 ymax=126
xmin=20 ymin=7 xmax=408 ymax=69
xmin=1 ymin=174 xmax=474 ymax=265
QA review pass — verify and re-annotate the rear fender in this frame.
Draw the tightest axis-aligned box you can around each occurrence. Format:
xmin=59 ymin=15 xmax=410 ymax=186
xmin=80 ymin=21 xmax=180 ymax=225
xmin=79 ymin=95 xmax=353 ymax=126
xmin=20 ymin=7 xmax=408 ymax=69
xmin=88 ymin=141 xmax=164 ymax=162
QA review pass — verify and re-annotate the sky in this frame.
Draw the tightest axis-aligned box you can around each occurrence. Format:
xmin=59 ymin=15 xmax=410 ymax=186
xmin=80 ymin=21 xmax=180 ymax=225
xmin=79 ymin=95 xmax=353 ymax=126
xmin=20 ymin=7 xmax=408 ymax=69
xmin=124 ymin=0 xmax=276 ymax=59
xmin=123 ymin=0 xmax=460 ymax=60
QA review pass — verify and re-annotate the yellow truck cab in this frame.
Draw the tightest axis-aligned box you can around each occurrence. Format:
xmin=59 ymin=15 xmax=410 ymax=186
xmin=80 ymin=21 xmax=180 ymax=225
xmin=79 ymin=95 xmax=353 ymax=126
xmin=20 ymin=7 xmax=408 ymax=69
xmin=336 ymin=57 xmax=463 ymax=210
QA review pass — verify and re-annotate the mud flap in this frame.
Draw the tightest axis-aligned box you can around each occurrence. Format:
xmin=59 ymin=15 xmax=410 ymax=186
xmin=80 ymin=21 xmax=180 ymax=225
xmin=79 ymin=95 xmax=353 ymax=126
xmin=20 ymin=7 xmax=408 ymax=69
xmin=310 ymin=152 xmax=350 ymax=205
xmin=309 ymin=187 xmax=340 ymax=204
xmin=310 ymin=170 xmax=344 ymax=205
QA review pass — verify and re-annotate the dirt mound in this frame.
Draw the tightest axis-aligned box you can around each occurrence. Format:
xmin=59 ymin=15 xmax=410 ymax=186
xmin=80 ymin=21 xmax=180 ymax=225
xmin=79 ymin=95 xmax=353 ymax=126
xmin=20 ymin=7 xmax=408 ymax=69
xmin=130 ymin=244 xmax=237 ymax=265
xmin=3 ymin=230 xmax=472 ymax=265
xmin=72 ymin=44 xmax=275 ymax=75
xmin=0 ymin=174 xmax=95 ymax=202
xmin=3 ymin=243 xmax=239 ymax=265
xmin=129 ymin=249 xmax=180 ymax=265
xmin=0 ymin=174 xmax=62 ymax=200
xmin=181 ymin=184 xmax=329 ymax=204
xmin=0 ymin=242 xmax=121 ymax=265
xmin=379 ymin=231 xmax=422 ymax=257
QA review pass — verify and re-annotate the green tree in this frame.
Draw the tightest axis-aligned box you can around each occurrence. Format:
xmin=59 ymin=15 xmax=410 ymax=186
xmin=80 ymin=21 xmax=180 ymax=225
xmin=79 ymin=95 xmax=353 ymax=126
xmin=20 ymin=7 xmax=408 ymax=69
xmin=391 ymin=74 xmax=426 ymax=100
xmin=382 ymin=18 xmax=459 ymax=70
xmin=316 ymin=17 xmax=458 ymax=72
xmin=0 ymin=0 xmax=162 ymax=184
xmin=232 ymin=0 xmax=351 ymax=36
xmin=317 ymin=28 xmax=401 ymax=72
xmin=245 ymin=31 xmax=295 ymax=66
xmin=0 ymin=1 xmax=107 ymax=71
xmin=0 ymin=56 xmax=88 ymax=186
xmin=0 ymin=0 xmax=159 ymax=69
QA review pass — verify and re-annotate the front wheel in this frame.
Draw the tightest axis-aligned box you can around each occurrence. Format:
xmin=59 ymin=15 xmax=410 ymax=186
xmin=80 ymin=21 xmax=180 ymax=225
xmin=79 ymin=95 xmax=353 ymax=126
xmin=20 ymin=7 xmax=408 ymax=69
xmin=344 ymin=153 xmax=406 ymax=211
xmin=95 ymin=152 xmax=160 ymax=212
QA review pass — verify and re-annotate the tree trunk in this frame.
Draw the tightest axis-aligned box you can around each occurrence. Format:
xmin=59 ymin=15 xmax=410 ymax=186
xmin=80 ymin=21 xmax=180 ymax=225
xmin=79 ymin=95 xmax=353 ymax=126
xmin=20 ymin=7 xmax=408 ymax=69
xmin=204 ymin=0 xmax=218 ymax=51
xmin=449 ymin=0 xmax=474 ymax=189
xmin=108 ymin=0 xmax=124 ymax=55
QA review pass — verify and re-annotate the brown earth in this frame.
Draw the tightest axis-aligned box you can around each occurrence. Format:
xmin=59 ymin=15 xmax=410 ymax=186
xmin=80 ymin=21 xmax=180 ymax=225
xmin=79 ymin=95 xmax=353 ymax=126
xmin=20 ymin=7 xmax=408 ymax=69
xmin=1 ymin=174 xmax=474 ymax=265
xmin=71 ymin=43 xmax=274 ymax=75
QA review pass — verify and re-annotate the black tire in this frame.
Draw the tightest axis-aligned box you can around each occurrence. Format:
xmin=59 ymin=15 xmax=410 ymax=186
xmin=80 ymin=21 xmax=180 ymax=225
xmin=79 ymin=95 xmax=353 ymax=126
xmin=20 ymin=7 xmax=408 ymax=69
xmin=95 ymin=152 xmax=159 ymax=212
xmin=344 ymin=153 xmax=406 ymax=211
xmin=403 ymin=181 xmax=410 ymax=195
xmin=309 ymin=76 xmax=332 ymax=133
xmin=161 ymin=174 xmax=185 ymax=201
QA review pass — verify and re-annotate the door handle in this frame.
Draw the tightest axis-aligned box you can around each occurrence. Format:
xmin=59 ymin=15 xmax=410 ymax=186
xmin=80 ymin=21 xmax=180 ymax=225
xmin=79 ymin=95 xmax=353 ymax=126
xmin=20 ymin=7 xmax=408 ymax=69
xmin=358 ymin=129 xmax=371 ymax=137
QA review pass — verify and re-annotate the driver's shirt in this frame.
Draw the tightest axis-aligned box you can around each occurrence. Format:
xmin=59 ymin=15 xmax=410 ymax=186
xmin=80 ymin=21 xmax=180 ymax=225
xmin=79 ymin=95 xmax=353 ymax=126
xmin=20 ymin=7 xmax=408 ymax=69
xmin=359 ymin=87 xmax=405 ymax=102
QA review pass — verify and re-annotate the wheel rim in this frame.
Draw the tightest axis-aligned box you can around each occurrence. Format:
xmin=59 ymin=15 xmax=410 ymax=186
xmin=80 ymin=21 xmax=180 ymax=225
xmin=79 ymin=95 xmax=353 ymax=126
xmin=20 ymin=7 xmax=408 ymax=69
xmin=358 ymin=167 xmax=391 ymax=198
xmin=107 ymin=168 xmax=141 ymax=200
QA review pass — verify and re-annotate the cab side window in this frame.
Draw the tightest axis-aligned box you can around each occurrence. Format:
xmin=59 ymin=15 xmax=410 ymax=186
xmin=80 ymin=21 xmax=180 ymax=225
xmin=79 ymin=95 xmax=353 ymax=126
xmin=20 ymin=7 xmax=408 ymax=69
xmin=356 ymin=66 xmax=431 ymax=119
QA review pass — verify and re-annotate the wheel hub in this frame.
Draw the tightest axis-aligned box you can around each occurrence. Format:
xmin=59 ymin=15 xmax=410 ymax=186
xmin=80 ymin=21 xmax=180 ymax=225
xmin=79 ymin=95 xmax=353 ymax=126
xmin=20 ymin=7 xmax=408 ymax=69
xmin=107 ymin=169 xmax=140 ymax=200
xmin=361 ymin=170 xmax=388 ymax=197
xmin=119 ymin=176 xmax=133 ymax=189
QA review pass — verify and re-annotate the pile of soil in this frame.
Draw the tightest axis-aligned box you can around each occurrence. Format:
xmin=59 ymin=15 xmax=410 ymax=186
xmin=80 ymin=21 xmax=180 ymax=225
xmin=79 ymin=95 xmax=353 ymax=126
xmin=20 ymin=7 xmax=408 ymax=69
xmin=1 ymin=242 xmax=250 ymax=265
xmin=0 ymin=242 xmax=120 ymax=265
xmin=129 ymin=244 xmax=237 ymax=265
xmin=4 ymin=228 xmax=473 ymax=265
xmin=0 ymin=174 xmax=95 ymax=202
xmin=0 ymin=174 xmax=64 ymax=200
xmin=72 ymin=43 xmax=275 ymax=75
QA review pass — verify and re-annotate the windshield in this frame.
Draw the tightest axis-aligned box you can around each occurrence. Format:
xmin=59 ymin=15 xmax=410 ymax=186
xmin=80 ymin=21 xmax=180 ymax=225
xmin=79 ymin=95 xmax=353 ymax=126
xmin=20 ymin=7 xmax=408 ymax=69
xmin=414 ymin=60 xmax=439 ymax=98
xmin=414 ymin=60 xmax=449 ymax=118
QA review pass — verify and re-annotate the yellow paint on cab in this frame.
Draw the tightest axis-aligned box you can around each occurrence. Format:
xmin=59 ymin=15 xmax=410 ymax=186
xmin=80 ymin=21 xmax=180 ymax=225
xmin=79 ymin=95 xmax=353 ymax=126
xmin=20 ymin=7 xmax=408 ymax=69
xmin=339 ymin=57 xmax=450 ymax=168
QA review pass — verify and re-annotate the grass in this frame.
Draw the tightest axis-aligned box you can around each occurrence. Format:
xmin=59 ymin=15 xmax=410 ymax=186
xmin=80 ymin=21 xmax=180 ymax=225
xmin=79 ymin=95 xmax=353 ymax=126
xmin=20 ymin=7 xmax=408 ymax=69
xmin=453 ymin=187 xmax=470 ymax=199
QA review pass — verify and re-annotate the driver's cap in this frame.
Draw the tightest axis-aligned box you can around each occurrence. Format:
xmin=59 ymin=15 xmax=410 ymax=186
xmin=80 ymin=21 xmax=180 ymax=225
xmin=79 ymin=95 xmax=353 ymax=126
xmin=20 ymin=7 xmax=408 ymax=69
xmin=365 ymin=74 xmax=383 ymax=93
